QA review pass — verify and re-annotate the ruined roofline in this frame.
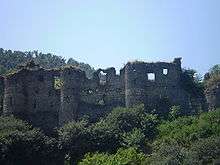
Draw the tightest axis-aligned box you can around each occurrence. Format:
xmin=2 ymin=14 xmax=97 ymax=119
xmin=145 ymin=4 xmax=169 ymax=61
xmin=2 ymin=57 xmax=183 ymax=79
xmin=4 ymin=67 xmax=60 ymax=78
xmin=125 ymin=57 xmax=182 ymax=65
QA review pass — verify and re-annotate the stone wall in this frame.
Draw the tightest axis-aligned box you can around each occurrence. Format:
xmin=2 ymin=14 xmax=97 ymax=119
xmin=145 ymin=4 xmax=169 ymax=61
xmin=205 ymin=81 xmax=220 ymax=110
xmin=59 ymin=66 xmax=85 ymax=125
xmin=2 ymin=58 xmax=196 ymax=133
xmin=3 ymin=67 xmax=60 ymax=134
xmin=124 ymin=58 xmax=190 ymax=114
xmin=59 ymin=66 xmax=125 ymax=124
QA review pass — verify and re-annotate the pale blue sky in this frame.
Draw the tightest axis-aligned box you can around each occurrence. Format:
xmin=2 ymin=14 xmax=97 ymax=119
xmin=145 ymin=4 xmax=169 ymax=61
xmin=0 ymin=0 xmax=220 ymax=75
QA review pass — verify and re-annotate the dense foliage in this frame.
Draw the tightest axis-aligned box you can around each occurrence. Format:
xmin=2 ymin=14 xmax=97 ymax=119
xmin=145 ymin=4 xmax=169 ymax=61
xmin=79 ymin=148 xmax=146 ymax=165
xmin=79 ymin=109 xmax=220 ymax=165
xmin=0 ymin=48 xmax=95 ymax=78
xmin=58 ymin=105 xmax=158 ymax=164
xmin=204 ymin=64 xmax=220 ymax=88
xmin=156 ymin=109 xmax=220 ymax=146
xmin=180 ymin=68 xmax=204 ymax=97
xmin=0 ymin=107 xmax=220 ymax=165
xmin=0 ymin=116 xmax=61 ymax=165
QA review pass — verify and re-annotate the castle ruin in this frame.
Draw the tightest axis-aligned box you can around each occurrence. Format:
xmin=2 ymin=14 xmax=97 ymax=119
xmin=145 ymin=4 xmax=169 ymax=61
xmin=1 ymin=58 xmax=199 ymax=133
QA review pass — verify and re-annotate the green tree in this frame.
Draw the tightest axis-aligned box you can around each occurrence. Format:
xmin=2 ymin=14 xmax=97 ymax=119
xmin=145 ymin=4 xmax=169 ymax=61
xmin=67 ymin=58 xmax=95 ymax=79
xmin=104 ymin=104 xmax=159 ymax=140
xmin=180 ymin=69 xmax=204 ymax=97
xmin=0 ymin=116 xmax=61 ymax=165
xmin=58 ymin=119 xmax=91 ymax=164
xmin=204 ymin=64 xmax=220 ymax=89
xmin=209 ymin=64 xmax=220 ymax=76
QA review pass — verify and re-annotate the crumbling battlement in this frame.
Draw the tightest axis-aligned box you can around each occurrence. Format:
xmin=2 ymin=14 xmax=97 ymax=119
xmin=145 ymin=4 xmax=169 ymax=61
xmin=2 ymin=58 xmax=193 ymax=133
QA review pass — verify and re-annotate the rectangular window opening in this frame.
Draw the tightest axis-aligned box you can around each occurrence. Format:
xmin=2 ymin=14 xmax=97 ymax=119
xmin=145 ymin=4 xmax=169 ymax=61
xmin=163 ymin=69 xmax=168 ymax=75
xmin=147 ymin=73 xmax=155 ymax=81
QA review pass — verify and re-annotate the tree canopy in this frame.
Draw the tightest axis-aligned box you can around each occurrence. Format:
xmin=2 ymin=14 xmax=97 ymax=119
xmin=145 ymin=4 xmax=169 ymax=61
xmin=0 ymin=48 xmax=95 ymax=78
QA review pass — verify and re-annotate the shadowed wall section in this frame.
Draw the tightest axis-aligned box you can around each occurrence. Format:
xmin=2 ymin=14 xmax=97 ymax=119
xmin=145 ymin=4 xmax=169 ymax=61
xmin=2 ymin=58 xmax=198 ymax=133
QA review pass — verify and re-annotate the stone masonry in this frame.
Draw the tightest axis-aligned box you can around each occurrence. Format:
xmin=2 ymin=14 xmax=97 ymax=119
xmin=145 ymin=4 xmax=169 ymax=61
xmin=2 ymin=58 xmax=193 ymax=133
xmin=205 ymin=81 xmax=220 ymax=111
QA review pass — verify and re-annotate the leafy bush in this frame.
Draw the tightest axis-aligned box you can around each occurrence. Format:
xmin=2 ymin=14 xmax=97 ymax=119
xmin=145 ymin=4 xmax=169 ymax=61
xmin=169 ymin=105 xmax=182 ymax=120
xmin=59 ymin=105 xmax=158 ymax=164
xmin=187 ymin=136 xmax=220 ymax=164
xmin=156 ymin=109 xmax=220 ymax=146
xmin=104 ymin=104 xmax=159 ymax=140
xmin=58 ymin=119 xmax=91 ymax=164
xmin=121 ymin=128 xmax=145 ymax=149
xmin=59 ymin=118 xmax=121 ymax=164
xmin=79 ymin=147 xmax=147 ymax=165
xmin=145 ymin=136 xmax=220 ymax=165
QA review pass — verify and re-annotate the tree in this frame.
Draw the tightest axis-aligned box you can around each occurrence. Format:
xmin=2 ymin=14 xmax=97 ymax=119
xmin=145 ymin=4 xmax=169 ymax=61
xmin=0 ymin=48 xmax=95 ymax=78
xmin=204 ymin=64 xmax=220 ymax=89
xmin=209 ymin=64 xmax=220 ymax=77
xmin=104 ymin=104 xmax=159 ymax=140
xmin=67 ymin=58 xmax=95 ymax=79
xmin=180 ymin=69 xmax=204 ymax=97
xmin=0 ymin=116 xmax=61 ymax=165
xmin=58 ymin=119 xmax=91 ymax=164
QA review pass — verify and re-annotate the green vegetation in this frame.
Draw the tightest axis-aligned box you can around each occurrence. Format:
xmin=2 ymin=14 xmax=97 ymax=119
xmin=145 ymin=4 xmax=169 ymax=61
xmin=156 ymin=109 xmax=220 ymax=146
xmin=205 ymin=64 xmax=220 ymax=88
xmin=180 ymin=68 xmax=204 ymax=97
xmin=79 ymin=109 xmax=220 ymax=165
xmin=0 ymin=116 xmax=61 ymax=165
xmin=0 ymin=107 xmax=220 ymax=165
xmin=0 ymin=50 xmax=219 ymax=164
xmin=0 ymin=48 xmax=95 ymax=78
xmin=79 ymin=148 xmax=146 ymax=165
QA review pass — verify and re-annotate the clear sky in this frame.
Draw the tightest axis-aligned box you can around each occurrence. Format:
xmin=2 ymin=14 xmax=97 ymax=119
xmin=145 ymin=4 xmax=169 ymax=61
xmin=0 ymin=0 xmax=220 ymax=75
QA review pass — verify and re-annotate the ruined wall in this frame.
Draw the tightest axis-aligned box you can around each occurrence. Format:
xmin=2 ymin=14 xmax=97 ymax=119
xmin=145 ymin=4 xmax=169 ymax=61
xmin=3 ymin=68 xmax=60 ymax=133
xmin=78 ymin=67 xmax=125 ymax=121
xmin=59 ymin=67 xmax=84 ymax=125
xmin=125 ymin=58 xmax=190 ymax=114
xmin=3 ymin=58 xmax=195 ymax=133
xmin=205 ymin=81 xmax=220 ymax=110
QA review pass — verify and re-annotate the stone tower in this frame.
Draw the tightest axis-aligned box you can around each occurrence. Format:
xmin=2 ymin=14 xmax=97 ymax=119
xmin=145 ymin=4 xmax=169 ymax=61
xmin=124 ymin=58 xmax=190 ymax=113
xmin=59 ymin=66 xmax=84 ymax=125
xmin=3 ymin=65 xmax=60 ymax=133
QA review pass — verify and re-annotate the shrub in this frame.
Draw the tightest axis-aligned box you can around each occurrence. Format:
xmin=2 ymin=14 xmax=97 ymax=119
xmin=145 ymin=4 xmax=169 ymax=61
xmin=187 ymin=136 xmax=220 ymax=164
xmin=58 ymin=119 xmax=91 ymax=164
xmin=156 ymin=109 xmax=220 ymax=146
xmin=79 ymin=147 xmax=147 ymax=165
xmin=104 ymin=104 xmax=159 ymax=140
